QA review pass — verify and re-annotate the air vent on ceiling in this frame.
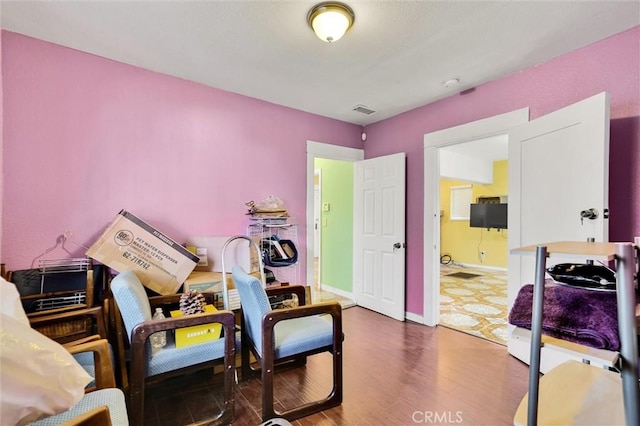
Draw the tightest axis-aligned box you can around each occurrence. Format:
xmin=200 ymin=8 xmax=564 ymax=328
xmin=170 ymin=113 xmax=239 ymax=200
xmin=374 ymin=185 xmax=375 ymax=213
xmin=352 ymin=104 xmax=376 ymax=115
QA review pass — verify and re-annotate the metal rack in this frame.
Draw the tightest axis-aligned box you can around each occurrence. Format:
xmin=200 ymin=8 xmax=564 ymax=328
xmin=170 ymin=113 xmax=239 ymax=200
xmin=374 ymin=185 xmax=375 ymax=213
xmin=15 ymin=257 xmax=94 ymax=313
xmin=247 ymin=220 xmax=300 ymax=285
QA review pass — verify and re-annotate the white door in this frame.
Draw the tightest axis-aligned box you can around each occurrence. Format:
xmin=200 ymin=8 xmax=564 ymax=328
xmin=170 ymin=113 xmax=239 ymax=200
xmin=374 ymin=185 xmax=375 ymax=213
xmin=353 ymin=153 xmax=406 ymax=321
xmin=507 ymin=92 xmax=610 ymax=369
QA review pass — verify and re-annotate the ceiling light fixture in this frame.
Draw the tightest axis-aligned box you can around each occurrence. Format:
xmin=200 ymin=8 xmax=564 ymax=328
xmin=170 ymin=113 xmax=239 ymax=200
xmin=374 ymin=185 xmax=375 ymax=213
xmin=307 ymin=2 xmax=355 ymax=43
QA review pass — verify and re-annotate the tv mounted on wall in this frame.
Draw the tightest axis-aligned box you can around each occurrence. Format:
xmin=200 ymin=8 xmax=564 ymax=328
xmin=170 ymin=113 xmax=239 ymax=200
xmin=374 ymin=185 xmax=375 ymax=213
xmin=469 ymin=203 xmax=508 ymax=230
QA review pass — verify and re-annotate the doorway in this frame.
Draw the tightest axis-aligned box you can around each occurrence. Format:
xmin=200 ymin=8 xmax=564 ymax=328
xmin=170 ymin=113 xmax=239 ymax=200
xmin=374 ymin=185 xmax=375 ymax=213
xmin=314 ymin=168 xmax=322 ymax=289
xmin=313 ymin=158 xmax=354 ymax=299
xmin=305 ymin=142 xmax=407 ymax=319
xmin=306 ymin=141 xmax=363 ymax=304
xmin=422 ymin=108 xmax=530 ymax=327
xmin=437 ymin=150 xmax=509 ymax=344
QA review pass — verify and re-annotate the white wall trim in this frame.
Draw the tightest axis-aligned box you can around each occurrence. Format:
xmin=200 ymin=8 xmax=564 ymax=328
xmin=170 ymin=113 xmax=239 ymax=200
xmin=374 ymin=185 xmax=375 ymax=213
xmin=314 ymin=168 xmax=322 ymax=287
xmin=424 ymin=109 xmax=530 ymax=148
xmin=451 ymin=262 xmax=508 ymax=272
xmin=405 ymin=312 xmax=423 ymax=324
xmin=318 ymin=284 xmax=354 ymax=301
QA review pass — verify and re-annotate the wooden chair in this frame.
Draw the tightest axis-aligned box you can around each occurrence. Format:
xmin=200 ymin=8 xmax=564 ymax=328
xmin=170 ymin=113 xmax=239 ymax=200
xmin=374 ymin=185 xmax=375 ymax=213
xmin=28 ymin=308 xmax=111 ymax=394
xmin=28 ymin=338 xmax=128 ymax=425
xmin=7 ymin=260 xmax=106 ymax=343
xmin=110 ymin=271 xmax=236 ymax=426
xmin=28 ymin=305 xmax=107 ymax=344
xmin=232 ymin=266 xmax=343 ymax=422
xmin=61 ymin=406 xmax=112 ymax=426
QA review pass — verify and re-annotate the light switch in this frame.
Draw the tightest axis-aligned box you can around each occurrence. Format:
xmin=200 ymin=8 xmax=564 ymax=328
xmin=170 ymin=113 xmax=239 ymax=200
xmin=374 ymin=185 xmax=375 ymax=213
xmin=323 ymin=218 xmax=328 ymax=227
xmin=322 ymin=202 xmax=330 ymax=212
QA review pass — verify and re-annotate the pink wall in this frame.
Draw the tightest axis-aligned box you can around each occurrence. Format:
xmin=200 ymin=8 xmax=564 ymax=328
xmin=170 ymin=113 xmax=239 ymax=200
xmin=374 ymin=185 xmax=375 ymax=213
xmin=1 ymin=31 xmax=362 ymax=271
xmin=2 ymin=27 xmax=639 ymax=317
xmin=366 ymin=26 xmax=640 ymax=315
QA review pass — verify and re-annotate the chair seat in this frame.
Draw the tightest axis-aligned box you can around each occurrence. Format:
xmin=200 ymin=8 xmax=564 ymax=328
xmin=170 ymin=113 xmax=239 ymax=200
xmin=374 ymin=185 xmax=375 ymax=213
xmin=274 ymin=315 xmax=334 ymax=359
xmin=29 ymin=388 xmax=128 ymax=425
xmin=148 ymin=332 xmax=227 ymax=377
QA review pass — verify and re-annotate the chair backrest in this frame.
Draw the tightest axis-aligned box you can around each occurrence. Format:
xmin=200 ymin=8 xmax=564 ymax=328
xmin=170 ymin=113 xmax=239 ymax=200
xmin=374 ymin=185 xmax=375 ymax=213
xmin=232 ymin=266 xmax=271 ymax=353
xmin=109 ymin=271 xmax=152 ymax=344
xmin=9 ymin=260 xmax=96 ymax=314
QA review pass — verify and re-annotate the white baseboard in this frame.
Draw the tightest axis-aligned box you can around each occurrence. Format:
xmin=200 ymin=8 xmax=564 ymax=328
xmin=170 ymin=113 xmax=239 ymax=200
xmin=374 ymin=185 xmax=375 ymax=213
xmin=405 ymin=312 xmax=424 ymax=324
xmin=451 ymin=262 xmax=507 ymax=272
xmin=319 ymin=284 xmax=354 ymax=300
xmin=319 ymin=287 xmax=426 ymax=324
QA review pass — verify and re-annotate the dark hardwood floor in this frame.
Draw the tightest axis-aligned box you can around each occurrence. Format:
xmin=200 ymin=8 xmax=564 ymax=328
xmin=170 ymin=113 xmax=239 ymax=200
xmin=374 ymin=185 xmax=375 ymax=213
xmin=143 ymin=306 xmax=530 ymax=425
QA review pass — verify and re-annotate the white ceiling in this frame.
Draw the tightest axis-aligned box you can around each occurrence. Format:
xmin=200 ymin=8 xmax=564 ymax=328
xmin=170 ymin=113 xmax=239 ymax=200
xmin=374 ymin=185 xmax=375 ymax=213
xmin=1 ymin=1 xmax=638 ymax=126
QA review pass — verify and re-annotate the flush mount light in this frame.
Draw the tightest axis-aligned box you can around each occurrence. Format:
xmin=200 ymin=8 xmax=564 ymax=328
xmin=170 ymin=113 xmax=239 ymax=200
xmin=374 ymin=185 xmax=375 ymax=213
xmin=307 ymin=2 xmax=355 ymax=43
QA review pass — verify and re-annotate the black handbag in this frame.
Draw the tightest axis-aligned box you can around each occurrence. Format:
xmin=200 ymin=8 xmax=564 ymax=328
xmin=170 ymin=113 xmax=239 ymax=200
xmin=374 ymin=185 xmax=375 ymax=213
xmin=546 ymin=263 xmax=616 ymax=291
xmin=261 ymin=237 xmax=298 ymax=267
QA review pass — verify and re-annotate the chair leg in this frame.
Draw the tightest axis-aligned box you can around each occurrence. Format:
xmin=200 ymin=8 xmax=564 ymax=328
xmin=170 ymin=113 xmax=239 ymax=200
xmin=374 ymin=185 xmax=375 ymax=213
xmin=261 ymin=351 xmax=277 ymax=421
xmin=240 ymin=317 xmax=261 ymax=381
xmin=219 ymin=326 xmax=236 ymax=425
xmin=128 ymin=379 xmax=145 ymax=426
xmin=241 ymin=332 xmax=253 ymax=381
xmin=127 ymin=339 xmax=147 ymax=425
xmin=291 ymin=356 xmax=307 ymax=367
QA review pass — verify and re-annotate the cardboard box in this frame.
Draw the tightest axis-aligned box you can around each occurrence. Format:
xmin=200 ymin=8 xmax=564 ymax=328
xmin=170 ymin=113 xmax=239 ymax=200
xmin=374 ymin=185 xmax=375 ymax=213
xmin=184 ymin=236 xmax=260 ymax=273
xmin=170 ymin=304 xmax=221 ymax=348
xmin=87 ymin=210 xmax=199 ymax=295
xmin=183 ymin=271 xmax=262 ymax=310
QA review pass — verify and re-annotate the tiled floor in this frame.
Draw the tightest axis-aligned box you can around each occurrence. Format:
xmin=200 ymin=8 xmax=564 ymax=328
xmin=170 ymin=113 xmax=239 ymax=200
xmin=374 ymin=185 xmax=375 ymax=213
xmin=439 ymin=264 xmax=508 ymax=345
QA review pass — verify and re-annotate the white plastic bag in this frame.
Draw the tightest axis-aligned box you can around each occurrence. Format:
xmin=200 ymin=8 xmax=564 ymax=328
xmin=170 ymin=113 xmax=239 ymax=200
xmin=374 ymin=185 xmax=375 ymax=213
xmin=257 ymin=195 xmax=284 ymax=210
xmin=0 ymin=278 xmax=92 ymax=425
xmin=0 ymin=276 xmax=29 ymax=326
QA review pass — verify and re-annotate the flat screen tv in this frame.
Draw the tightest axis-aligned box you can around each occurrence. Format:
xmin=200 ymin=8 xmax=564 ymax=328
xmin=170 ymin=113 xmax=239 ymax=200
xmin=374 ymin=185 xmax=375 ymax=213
xmin=469 ymin=203 xmax=508 ymax=230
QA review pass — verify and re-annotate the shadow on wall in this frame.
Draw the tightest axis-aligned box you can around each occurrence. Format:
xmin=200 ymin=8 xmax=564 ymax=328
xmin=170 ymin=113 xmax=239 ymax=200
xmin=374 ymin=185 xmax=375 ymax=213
xmin=609 ymin=116 xmax=639 ymax=242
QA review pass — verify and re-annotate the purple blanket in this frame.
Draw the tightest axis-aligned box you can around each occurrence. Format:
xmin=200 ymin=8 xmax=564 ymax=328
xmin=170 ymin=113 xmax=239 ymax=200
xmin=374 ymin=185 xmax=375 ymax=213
xmin=509 ymin=281 xmax=620 ymax=351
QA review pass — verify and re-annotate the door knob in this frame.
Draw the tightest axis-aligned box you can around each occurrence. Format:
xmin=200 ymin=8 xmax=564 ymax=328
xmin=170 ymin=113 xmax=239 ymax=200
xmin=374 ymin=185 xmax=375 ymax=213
xmin=393 ymin=242 xmax=404 ymax=251
xmin=580 ymin=208 xmax=599 ymax=224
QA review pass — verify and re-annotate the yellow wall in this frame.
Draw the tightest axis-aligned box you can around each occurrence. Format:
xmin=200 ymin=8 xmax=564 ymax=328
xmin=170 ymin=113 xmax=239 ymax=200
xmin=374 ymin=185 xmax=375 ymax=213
xmin=440 ymin=160 xmax=508 ymax=268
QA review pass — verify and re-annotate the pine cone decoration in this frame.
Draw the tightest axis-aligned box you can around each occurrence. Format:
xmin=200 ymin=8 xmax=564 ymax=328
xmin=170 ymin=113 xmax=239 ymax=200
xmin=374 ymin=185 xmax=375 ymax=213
xmin=179 ymin=290 xmax=206 ymax=315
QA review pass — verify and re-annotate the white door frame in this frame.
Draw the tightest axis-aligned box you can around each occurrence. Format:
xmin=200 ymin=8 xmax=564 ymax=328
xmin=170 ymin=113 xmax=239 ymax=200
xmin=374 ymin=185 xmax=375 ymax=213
xmin=314 ymin=168 xmax=322 ymax=288
xmin=422 ymin=109 xmax=529 ymax=326
xmin=306 ymin=141 xmax=364 ymax=287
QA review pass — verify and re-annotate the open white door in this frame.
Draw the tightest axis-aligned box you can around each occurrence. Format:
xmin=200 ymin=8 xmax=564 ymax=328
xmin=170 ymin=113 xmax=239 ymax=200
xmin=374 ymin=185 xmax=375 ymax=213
xmin=353 ymin=153 xmax=406 ymax=321
xmin=507 ymin=92 xmax=610 ymax=370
